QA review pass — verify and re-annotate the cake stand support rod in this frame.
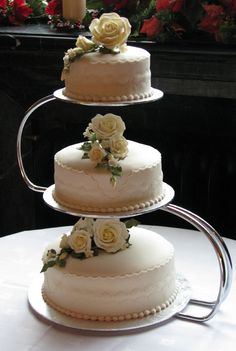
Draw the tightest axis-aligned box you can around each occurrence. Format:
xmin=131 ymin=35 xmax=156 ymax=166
xmin=162 ymin=204 xmax=233 ymax=322
xmin=17 ymin=95 xmax=56 ymax=193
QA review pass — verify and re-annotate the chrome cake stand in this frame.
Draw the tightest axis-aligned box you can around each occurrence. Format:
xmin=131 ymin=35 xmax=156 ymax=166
xmin=17 ymin=89 xmax=232 ymax=330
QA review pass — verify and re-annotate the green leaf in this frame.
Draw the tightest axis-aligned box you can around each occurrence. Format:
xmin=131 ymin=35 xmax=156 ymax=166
xmin=71 ymin=252 xmax=86 ymax=260
xmin=124 ymin=218 xmax=140 ymax=229
xmin=82 ymin=153 xmax=89 ymax=159
xmin=99 ymin=46 xmax=120 ymax=55
xmin=110 ymin=175 xmax=117 ymax=187
xmin=96 ymin=162 xmax=109 ymax=170
xmin=90 ymin=132 xmax=97 ymax=142
xmin=40 ymin=260 xmax=56 ymax=273
xmin=181 ymin=0 xmax=204 ymax=29
xmin=27 ymin=0 xmax=47 ymax=17
xmin=111 ymin=166 xmax=122 ymax=177
xmin=86 ymin=0 xmax=104 ymax=10
xmin=58 ymin=259 xmax=66 ymax=268
xmin=80 ymin=143 xmax=92 ymax=154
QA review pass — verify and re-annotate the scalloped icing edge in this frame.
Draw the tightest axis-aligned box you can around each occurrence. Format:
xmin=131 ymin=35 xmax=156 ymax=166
xmin=63 ymin=88 xmax=154 ymax=103
xmin=42 ymin=286 xmax=179 ymax=322
xmin=52 ymin=190 xmax=166 ymax=213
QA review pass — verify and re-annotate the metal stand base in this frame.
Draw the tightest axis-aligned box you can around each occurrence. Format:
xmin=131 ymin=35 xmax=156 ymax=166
xmin=163 ymin=204 xmax=232 ymax=322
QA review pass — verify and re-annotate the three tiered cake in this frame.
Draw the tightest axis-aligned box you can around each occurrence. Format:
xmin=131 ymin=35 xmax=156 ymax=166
xmin=41 ymin=13 xmax=178 ymax=322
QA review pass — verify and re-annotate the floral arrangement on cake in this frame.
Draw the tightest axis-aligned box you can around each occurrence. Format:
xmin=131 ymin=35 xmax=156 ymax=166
xmin=80 ymin=113 xmax=128 ymax=186
xmin=61 ymin=12 xmax=131 ymax=77
xmin=0 ymin=0 xmax=47 ymax=25
xmin=41 ymin=217 xmax=138 ymax=272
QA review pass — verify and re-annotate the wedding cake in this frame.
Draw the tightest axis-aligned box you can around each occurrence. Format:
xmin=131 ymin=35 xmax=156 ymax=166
xmin=40 ymin=13 xmax=178 ymax=323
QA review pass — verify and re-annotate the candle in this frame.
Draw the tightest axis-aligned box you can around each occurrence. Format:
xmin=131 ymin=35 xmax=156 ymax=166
xmin=62 ymin=0 xmax=86 ymax=23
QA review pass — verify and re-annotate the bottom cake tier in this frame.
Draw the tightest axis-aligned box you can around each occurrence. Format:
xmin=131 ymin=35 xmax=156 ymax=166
xmin=41 ymin=226 xmax=178 ymax=322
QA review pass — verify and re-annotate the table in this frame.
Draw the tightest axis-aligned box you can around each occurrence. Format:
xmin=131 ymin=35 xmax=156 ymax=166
xmin=0 ymin=225 xmax=235 ymax=351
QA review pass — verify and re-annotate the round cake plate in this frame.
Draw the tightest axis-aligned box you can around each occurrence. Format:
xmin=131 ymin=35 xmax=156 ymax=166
xmin=28 ymin=274 xmax=191 ymax=335
xmin=53 ymin=88 xmax=164 ymax=107
xmin=43 ymin=182 xmax=175 ymax=219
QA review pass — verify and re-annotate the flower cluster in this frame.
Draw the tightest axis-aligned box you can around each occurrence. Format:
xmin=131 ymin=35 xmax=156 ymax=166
xmin=0 ymin=0 xmax=32 ymax=25
xmin=41 ymin=217 xmax=138 ymax=272
xmin=61 ymin=35 xmax=96 ymax=75
xmin=139 ymin=0 xmax=236 ymax=44
xmin=0 ymin=0 xmax=47 ymax=25
xmin=81 ymin=113 xmax=128 ymax=186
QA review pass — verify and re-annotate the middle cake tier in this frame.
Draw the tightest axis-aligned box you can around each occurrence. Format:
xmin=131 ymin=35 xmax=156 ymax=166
xmin=54 ymin=140 xmax=164 ymax=213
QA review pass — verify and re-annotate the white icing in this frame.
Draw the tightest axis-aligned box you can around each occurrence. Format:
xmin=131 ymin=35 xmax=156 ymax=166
xmin=63 ymin=46 xmax=152 ymax=102
xmin=42 ymin=228 xmax=177 ymax=320
xmin=54 ymin=140 xmax=164 ymax=212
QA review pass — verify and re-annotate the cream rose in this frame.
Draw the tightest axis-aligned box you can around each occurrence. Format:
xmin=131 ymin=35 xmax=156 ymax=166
xmin=89 ymin=12 xmax=131 ymax=49
xmin=109 ymin=135 xmax=128 ymax=159
xmin=91 ymin=113 xmax=126 ymax=140
xmin=60 ymin=234 xmax=70 ymax=249
xmin=93 ymin=219 xmax=129 ymax=253
xmin=76 ymin=35 xmax=95 ymax=52
xmin=88 ymin=142 xmax=106 ymax=163
xmin=73 ymin=218 xmax=94 ymax=234
xmin=68 ymin=229 xmax=93 ymax=257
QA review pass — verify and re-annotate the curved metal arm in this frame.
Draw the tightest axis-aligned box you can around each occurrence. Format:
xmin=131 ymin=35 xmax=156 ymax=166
xmin=162 ymin=204 xmax=233 ymax=322
xmin=16 ymin=95 xmax=56 ymax=193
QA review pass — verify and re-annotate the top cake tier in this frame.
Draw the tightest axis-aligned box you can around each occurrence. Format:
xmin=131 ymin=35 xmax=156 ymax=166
xmin=61 ymin=13 xmax=154 ymax=103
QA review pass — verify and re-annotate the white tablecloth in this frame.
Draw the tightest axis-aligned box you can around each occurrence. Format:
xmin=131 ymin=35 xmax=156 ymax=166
xmin=0 ymin=225 xmax=235 ymax=351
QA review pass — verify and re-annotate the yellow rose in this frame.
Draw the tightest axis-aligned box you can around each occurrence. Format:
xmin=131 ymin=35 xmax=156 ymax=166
xmin=76 ymin=35 xmax=95 ymax=52
xmin=88 ymin=142 xmax=106 ymax=163
xmin=89 ymin=12 xmax=131 ymax=49
xmin=93 ymin=219 xmax=129 ymax=253
xmin=68 ymin=229 xmax=93 ymax=257
xmin=91 ymin=113 xmax=126 ymax=140
xmin=109 ymin=135 xmax=128 ymax=159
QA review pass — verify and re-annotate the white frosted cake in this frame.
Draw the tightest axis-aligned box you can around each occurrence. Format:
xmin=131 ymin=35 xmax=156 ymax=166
xmin=42 ymin=223 xmax=177 ymax=321
xmin=61 ymin=13 xmax=153 ymax=102
xmin=53 ymin=113 xmax=164 ymax=213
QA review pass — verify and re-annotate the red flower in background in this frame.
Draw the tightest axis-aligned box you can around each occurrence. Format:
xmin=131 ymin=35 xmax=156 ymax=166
xmin=198 ymin=4 xmax=224 ymax=33
xmin=3 ymin=0 xmax=33 ymax=25
xmin=156 ymin=0 xmax=184 ymax=13
xmin=103 ymin=0 xmax=129 ymax=11
xmin=0 ymin=0 xmax=7 ymax=8
xmin=140 ymin=15 xmax=163 ymax=38
xmin=45 ymin=0 xmax=62 ymax=16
